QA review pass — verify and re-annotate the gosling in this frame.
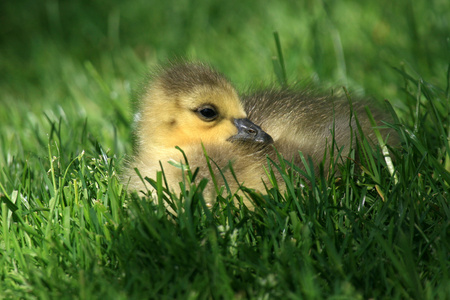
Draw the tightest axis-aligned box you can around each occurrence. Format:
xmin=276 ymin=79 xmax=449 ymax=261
xmin=123 ymin=62 xmax=274 ymax=207
xmin=123 ymin=62 xmax=395 ymax=207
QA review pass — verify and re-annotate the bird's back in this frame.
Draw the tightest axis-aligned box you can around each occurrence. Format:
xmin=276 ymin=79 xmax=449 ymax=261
xmin=242 ymin=87 xmax=395 ymax=173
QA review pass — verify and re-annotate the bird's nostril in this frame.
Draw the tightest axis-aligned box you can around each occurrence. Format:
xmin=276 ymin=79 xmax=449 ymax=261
xmin=230 ymin=118 xmax=272 ymax=144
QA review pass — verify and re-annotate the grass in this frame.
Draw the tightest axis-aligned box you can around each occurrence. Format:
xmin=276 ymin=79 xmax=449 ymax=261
xmin=1 ymin=0 xmax=449 ymax=299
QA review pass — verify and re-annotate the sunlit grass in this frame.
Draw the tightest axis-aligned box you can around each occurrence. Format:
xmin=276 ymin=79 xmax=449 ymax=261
xmin=1 ymin=0 xmax=449 ymax=298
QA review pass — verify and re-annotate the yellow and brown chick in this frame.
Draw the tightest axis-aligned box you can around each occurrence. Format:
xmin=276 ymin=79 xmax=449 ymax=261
xmin=123 ymin=62 xmax=395 ymax=207
xmin=123 ymin=62 xmax=274 ymax=207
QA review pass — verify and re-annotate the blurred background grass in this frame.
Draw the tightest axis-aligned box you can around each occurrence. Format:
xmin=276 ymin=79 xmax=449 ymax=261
xmin=0 ymin=0 xmax=448 ymax=157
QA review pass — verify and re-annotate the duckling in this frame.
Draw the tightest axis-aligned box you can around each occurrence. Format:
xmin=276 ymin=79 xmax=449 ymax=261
xmin=123 ymin=62 xmax=395 ymax=208
xmin=123 ymin=62 xmax=274 ymax=207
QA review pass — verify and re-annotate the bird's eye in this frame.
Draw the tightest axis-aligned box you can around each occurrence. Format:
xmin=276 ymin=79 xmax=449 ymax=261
xmin=196 ymin=105 xmax=218 ymax=121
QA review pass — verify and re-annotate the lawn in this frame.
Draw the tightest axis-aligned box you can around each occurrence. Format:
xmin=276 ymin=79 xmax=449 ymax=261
xmin=0 ymin=0 xmax=449 ymax=299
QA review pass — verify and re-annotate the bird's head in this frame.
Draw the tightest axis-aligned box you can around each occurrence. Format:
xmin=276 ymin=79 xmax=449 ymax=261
xmin=137 ymin=63 xmax=273 ymax=153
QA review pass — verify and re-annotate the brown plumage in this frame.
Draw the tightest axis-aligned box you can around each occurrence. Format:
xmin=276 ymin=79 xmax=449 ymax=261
xmin=243 ymin=88 xmax=394 ymax=175
xmin=123 ymin=62 xmax=395 ymax=208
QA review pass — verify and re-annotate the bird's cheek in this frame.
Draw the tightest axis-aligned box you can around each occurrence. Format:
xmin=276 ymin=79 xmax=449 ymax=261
xmin=222 ymin=121 xmax=240 ymax=138
xmin=200 ymin=121 xmax=239 ymax=144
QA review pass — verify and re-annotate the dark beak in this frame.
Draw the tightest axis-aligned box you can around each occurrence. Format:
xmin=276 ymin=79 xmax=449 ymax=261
xmin=227 ymin=118 xmax=273 ymax=144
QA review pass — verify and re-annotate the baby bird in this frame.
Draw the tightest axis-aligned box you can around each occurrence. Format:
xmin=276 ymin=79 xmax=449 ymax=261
xmin=124 ymin=62 xmax=394 ymax=207
xmin=123 ymin=62 xmax=274 ymax=207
